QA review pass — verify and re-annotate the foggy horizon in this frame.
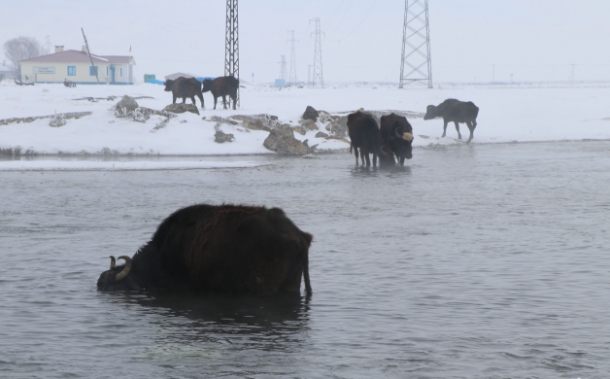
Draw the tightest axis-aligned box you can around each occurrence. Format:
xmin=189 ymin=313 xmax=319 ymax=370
xmin=3 ymin=0 xmax=610 ymax=83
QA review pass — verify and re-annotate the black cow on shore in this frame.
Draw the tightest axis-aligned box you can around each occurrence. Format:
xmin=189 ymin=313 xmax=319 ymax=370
xmin=202 ymin=76 xmax=239 ymax=110
xmin=97 ymin=204 xmax=313 ymax=296
xmin=164 ymin=77 xmax=205 ymax=108
xmin=347 ymin=111 xmax=393 ymax=167
xmin=424 ymin=99 xmax=479 ymax=143
xmin=380 ymin=113 xmax=414 ymax=166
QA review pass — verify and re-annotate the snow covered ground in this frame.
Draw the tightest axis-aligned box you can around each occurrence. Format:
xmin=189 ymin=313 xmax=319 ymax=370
xmin=1 ymin=80 xmax=609 ymax=170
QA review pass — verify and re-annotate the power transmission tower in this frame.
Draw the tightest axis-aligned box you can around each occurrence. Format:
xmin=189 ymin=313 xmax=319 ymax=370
xmin=279 ymin=55 xmax=287 ymax=80
xmin=287 ymin=30 xmax=298 ymax=85
xmin=399 ymin=0 xmax=432 ymax=89
xmin=310 ymin=18 xmax=324 ymax=88
xmin=225 ymin=0 xmax=239 ymax=107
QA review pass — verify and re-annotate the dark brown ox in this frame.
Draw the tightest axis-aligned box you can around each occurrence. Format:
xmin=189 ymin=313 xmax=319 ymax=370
xmin=97 ymin=204 xmax=313 ymax=296
xmin=202 ymin=76 xmax=239 ymax=110
xmin=424 ymin=98 xmax=479 ymax=143
xmin=347 ymin=111 xmax=394 ymax=168
xmin=380 ymin=113 xmax=414 ymax=166
xmin=164 ymin=77 xmax=205 ymax=108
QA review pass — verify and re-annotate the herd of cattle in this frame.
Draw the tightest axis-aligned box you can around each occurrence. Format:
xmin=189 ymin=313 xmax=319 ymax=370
xmin=348 ymin=99 xmax=480 ymax=167
xmin=164 ymin=75 xmax=239 ymax=110
xmin=163 ymin=76 xmax=479 ymax=167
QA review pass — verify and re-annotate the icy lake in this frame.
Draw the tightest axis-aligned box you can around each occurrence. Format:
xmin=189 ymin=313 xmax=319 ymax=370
xmin=1 ymin=140 xmax=609 ymax=378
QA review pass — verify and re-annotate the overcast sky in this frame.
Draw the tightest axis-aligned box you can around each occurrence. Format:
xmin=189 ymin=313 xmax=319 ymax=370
xmin=2 ymin=0 xmax=609 ymax=84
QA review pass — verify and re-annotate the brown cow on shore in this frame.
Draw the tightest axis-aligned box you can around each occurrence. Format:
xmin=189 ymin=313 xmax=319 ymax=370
xmin=202 ymin=76 xmax=239 ymax=110
xmin=164 ymin=77 xmax=205 ymax=108
xmin=97 ymin=204 xmax=313 ymax=296
xmin=424 ymin=99 xmax=479 ymax=143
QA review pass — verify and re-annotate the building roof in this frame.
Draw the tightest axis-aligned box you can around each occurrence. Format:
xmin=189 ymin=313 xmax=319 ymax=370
xmin=19 ymin=50 xmax=135 ymax=65
xmin=164 ymin=72 xmax=196 ymax=81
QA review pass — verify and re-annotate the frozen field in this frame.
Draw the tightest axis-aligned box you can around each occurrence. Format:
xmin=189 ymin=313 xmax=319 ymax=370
xmin=1 ymin=81 xmax=609 ymax=169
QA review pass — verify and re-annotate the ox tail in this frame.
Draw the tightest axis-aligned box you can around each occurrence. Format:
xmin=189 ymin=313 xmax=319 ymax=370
xmin=302 ymin=234 xmax=312 ymax=297
xmin=303 ymin=250 xmax=312 ymax=297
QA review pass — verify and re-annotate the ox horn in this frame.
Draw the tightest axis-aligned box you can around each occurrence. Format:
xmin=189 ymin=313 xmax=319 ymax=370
xmin=109 ymin=255 xmax=116 ymax=269
xmin=114 ymin=256 xmax=132 ymax=282
xmin=402 ymin=132 xmax=414 ymax=142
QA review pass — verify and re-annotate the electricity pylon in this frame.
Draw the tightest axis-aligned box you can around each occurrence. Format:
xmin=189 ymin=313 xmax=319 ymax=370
xmin=225 ymin=0 xmax=240 ymax=106
xmin=399 ymin=0 xmax=432 ymax=88
xmin=287 ymin=30 xmax=298 ymax=85
xmin=310 ymin=18 xmax=324 ymax=88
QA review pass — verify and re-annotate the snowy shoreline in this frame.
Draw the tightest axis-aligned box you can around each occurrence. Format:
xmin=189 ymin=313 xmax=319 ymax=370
xmin=1 ymin=81 xmax=609 ymax=163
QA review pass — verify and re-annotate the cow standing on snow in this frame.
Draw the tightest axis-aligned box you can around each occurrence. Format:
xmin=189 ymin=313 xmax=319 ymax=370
xmin=164 ymin=77 xmax=205 ymax=108
xmin=424 ymin=99 xmax=479 ymax=143
xmin=202 ymin=76 xmax=239 ymax=110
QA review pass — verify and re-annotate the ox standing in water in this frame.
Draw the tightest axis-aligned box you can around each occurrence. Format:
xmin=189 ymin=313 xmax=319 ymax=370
xmin=97 ymin=204 xmax=313 ymax=296
xmin=164 ymin=77 xmax=205 ymax=108
xmin=380 ymin=113 xmax=414 ymax=166
xmin=202 ymin=76 xmax=239 ymax=110
xmin=347 ymin=111 xmax=394 ymax=168
xmin=424 ymin=99 xmax=479 ymax=143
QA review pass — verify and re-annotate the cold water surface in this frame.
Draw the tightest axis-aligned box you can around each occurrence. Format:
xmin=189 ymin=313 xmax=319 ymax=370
xmin=1 ymin=141 xmax=610 ymax=378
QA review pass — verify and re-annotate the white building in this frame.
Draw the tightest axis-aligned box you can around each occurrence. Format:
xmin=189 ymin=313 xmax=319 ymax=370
xmin=19 ymin=46 xmax=135 ymax=85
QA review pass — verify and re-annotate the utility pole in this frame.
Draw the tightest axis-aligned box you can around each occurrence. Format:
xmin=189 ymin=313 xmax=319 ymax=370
xmin=279 ymin=55 xmax=287 ymax=80
xmin=287 ymin=30 xmax=298 ymax=85
xmin=310 ymin=18 xmax=324 ymax=88
xmin=81 ymin=28 xmax=99 ymax=84
xmin=399 ymin=0 xmax=432 ymax=89
xmin=225 ymin=0 xmax=239 ymax=107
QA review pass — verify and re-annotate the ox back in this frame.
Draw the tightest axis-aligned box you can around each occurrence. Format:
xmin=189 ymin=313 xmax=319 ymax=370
xmin=97 ymin=204 xmax=313 ymax=296
xmin=202 ymin=76 xmax=239 ymax=110
xmin=424 ymin=98 xmax=479 ymax=143
xmin=164 ymin=77 xmax=205 ymax=108
xmin=347 ymin=111 xmax=394 ymax=167
xmin=380 ymin=113 xmax=414 ymax=166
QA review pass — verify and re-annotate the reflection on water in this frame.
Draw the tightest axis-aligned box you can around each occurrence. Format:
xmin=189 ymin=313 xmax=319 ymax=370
xmin=1 ymin=141 xmax=610 ymax=378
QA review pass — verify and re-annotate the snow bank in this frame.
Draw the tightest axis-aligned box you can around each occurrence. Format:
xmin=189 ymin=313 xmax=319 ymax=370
xmin=1 ymin=81 xmax=609 ymax=161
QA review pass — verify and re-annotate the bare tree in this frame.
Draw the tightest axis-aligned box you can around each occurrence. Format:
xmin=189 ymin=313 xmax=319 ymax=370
xmin=3 ymin=36 xmax=45 ymax=77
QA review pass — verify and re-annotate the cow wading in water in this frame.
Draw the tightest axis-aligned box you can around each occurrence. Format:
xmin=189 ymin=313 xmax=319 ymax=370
xmin=164 ymin=77 xmax=205 ymax=108
xmin=380 ymin=113 xmax=414 ymax=166
xmin=424 ymin=99 xmax=479 ymax=143
xmin=347 ymin=111 xmax=394 ymax=168
xmin=97 ymin=204 xmax=313 ymax=296
xmin=202 ymin=76 xmax=239 ymax=110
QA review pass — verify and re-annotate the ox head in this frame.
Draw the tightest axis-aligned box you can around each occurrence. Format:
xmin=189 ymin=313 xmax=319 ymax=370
xmin=163 ymin=80 xmax=174 ymax=92
xmin=202 ymin=78 xmax=213 ymax=93
xmin=393 ymin=127 xmax=414 ymax=159
xmin=97 ymin=255 xmax=141 ymax=291
xmin=423 ymin=105 xmax=437 ymax=120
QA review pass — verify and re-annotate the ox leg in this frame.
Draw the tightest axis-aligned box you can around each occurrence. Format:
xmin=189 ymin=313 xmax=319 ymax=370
xmin=213 ymin=96 xmax=218 ymax=110
xmin=399 ymin=156 xmax=405 ymax=166
xmin=221 ymin=95 xmax=227 ymax=109
xmin=442 ymin=120 xmax=448 ymax=138
xmin=231 ymin=95 xmax=237 ymax=110
xmin=455 ymin=122 xmax=462 ymax=139
xmin=172 ymin=94 xmax=177 ymax=104
xmin=466 ymin=121 xmax=475 ymax=143
xmin=353 ymin=146 xmax=359 ymax=165
xmin=364 ymin=152 xmax=371 ymax=167
xmin=190 ymin=96 xmax=196 ymax=105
